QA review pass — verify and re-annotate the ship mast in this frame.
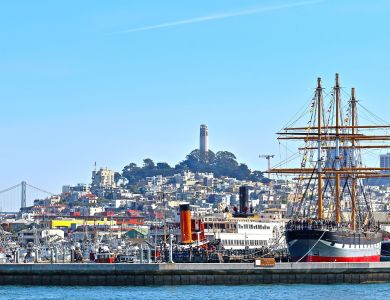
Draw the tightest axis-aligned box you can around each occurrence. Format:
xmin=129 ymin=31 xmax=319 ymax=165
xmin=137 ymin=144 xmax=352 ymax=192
xmin=334 ymin=73 xmax=341 ymax=223
xmin=271 ymin=74 xmax=390 ymax=225
xmin=351 ymin=87 xmax=357 ymax=230
xmin=316 ymin=78 xmax=323 ymax=219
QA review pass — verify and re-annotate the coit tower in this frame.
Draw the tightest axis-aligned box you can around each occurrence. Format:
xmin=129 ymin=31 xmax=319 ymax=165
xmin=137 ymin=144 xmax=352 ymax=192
xmin=200 ymin=124 xmax=209 ymax=153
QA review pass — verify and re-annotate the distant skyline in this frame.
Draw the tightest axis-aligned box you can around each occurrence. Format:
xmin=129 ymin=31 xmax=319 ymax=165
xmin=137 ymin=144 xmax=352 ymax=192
xmin=1 ymin=0 xmax=390 ymax=193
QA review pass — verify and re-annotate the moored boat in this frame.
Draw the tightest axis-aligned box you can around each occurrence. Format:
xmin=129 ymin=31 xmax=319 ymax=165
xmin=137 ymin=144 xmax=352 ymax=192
xmin=95 ymin=245 xmax=115 ymax=263
xmin=270 ymin=74 xmax=387 ymax=262
xmin=286 ymin=221 xmax=381 ymax=262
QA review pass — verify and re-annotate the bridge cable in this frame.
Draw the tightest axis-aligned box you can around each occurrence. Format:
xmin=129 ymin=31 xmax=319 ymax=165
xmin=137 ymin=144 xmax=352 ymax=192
xmin=26 ymin=183 xmax=55 ymax=196
xmin=0 ymin=184 xmax=21 ymax=194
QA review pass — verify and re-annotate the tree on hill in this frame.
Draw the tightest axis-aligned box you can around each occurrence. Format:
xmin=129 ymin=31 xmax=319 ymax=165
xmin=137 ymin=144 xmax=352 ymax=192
xmin=122 ymin=159 xmax=175 ymax=185
xmin=114 ymin=172 xmax=122 ymax=185
xmin=175 ymin=149 xmax=216 ymax=173
xmin=121 ymin=149 xmax=269 ymax=187
xmin=122 ymin=163 xmax=141 ymax=184
xmin=143 ymin=158 xmax=155 ymax=169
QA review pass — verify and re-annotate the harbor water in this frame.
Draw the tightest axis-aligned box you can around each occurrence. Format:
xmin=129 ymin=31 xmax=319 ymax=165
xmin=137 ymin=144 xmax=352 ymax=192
xmin=1 ymin=284 xmax=390 ymax=300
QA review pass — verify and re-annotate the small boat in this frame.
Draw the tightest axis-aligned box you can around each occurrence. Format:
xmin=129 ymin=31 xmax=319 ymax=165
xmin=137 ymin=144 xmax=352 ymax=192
xmin=95 ymin=245 xmax=115 ymax=263
xmin=115 ymin=254 xmax=135 ymax=263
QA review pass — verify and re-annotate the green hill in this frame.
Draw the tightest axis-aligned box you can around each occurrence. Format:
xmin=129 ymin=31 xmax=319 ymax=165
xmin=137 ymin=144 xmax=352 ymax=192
xmin=121 ymin=149 xmax=270 ymax=186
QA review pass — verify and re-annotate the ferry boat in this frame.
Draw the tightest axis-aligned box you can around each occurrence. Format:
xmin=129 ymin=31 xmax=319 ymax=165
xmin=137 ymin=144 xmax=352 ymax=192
xmin=270 ymin=74 xmax=386 ymax=262
xmin=202 ymin=187 xmax=286 ymax=250
xmin=203 ymin=215 xmax=285 ymax=250
xmin=176 ymin=202 xmax=285 ymax=251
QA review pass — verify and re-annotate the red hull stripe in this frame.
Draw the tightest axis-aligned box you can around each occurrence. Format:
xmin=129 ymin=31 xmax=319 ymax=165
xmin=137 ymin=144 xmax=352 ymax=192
xmin=305 ymin=255 xmax=380 ymax=262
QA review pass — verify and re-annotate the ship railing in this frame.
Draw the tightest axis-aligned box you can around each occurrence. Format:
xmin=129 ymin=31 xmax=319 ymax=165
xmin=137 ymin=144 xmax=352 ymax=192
xmin=285 ymin=223 xmax=352 ymax=232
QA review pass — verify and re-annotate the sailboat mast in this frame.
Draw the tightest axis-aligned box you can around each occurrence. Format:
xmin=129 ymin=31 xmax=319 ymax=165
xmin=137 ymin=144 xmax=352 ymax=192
xmin=351 ymin=87 xmax=357 ymax=230
xmin=317 ymin=78 xmax=323 ymax=219
xmin=335 ymin=73 xmax=341 ymax=223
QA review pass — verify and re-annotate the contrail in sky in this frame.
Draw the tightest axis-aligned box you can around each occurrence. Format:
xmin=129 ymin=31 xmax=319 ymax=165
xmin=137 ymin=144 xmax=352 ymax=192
xmin=118 ymin=0 xmax=323 ymax=33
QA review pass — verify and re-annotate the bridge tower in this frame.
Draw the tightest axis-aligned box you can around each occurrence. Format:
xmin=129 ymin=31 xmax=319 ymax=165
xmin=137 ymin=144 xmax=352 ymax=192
xmin=21 ymin=181 xmax=27 ymax=209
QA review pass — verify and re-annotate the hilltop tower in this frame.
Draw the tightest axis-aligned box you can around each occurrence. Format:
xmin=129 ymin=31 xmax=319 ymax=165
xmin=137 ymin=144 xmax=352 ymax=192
xmin=200 ymin=124 xmax=209 ymax=153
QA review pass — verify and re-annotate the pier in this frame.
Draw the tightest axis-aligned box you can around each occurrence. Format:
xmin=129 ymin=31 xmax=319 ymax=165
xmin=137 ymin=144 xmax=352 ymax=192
xmin=1 ymin=262 xmax=390 ymax=285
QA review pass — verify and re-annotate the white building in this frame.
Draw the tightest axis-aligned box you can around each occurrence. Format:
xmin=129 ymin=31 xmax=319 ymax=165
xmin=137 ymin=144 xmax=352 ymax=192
xmin=92 ymin=168 xmax=116 ymax=188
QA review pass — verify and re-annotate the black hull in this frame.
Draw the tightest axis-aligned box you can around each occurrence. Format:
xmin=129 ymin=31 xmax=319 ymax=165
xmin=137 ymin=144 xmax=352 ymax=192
xmin=286 ymin=228 xmax=382 ymax=262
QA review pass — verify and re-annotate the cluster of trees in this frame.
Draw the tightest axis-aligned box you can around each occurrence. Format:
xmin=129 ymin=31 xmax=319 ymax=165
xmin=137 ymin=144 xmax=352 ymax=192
xmin=121 ymin=149 xmax=269 ymax=186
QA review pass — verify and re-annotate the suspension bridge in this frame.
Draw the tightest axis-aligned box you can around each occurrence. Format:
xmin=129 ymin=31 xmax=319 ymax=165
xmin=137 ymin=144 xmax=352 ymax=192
xmin=0 ymin=181 xmax=56 ymax=213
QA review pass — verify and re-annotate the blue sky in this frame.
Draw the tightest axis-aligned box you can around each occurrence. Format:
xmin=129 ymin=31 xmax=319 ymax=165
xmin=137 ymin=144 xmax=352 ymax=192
xmin=0 ymin=0 xmax=389 ymax=196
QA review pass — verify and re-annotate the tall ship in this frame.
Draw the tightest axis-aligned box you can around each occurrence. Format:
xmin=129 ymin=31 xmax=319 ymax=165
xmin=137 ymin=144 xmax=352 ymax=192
xmin=270 ymin=74 xmax=389 ymax=262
